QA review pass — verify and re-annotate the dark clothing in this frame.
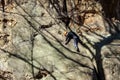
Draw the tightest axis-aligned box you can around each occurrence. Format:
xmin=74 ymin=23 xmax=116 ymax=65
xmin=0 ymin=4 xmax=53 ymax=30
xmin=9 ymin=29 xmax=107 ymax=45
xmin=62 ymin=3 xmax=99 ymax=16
xmin=65 ymin=31 xmax=80 ymax=52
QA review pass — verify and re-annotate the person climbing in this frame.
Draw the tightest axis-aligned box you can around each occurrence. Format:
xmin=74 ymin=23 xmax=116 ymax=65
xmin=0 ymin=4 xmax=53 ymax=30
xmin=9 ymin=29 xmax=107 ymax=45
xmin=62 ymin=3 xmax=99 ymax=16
xmin=64 ymin=31 xmax=81 ymax=52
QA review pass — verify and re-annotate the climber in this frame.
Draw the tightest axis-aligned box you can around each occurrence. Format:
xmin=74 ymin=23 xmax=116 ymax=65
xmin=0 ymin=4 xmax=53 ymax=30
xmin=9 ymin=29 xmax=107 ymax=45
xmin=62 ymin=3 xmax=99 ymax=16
xmin=64 ymin=31 xmax=80 ymax=52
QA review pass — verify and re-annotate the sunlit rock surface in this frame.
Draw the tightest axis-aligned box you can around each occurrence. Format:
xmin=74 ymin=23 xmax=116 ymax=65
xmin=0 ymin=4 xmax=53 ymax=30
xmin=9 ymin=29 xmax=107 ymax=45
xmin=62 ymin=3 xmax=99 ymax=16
xmin=0 ymin=0 xmax=120 ymax=80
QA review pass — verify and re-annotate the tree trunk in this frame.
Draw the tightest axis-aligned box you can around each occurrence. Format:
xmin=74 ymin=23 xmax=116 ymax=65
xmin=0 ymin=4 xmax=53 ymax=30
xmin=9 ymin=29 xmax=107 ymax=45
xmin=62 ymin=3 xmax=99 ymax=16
xmin=99 ymin=0 xmax=120 ymax=20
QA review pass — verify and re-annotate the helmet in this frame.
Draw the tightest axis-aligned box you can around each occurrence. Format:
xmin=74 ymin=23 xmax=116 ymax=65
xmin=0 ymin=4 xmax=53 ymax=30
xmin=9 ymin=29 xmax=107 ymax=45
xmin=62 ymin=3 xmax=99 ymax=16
xmin=64 ymin=31 xmax=68 ymax=36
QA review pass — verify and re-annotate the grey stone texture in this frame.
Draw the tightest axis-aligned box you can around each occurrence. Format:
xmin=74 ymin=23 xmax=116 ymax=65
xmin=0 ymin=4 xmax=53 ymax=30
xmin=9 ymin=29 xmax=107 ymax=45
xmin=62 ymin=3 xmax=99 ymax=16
xmin=0 ymin=0 xmax=120 ymax=80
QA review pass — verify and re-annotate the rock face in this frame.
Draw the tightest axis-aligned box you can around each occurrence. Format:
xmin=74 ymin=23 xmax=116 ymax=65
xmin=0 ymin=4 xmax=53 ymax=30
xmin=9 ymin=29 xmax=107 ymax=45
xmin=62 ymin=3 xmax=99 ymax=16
xmin=0 ymin=0 xmax=120 ymax=80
